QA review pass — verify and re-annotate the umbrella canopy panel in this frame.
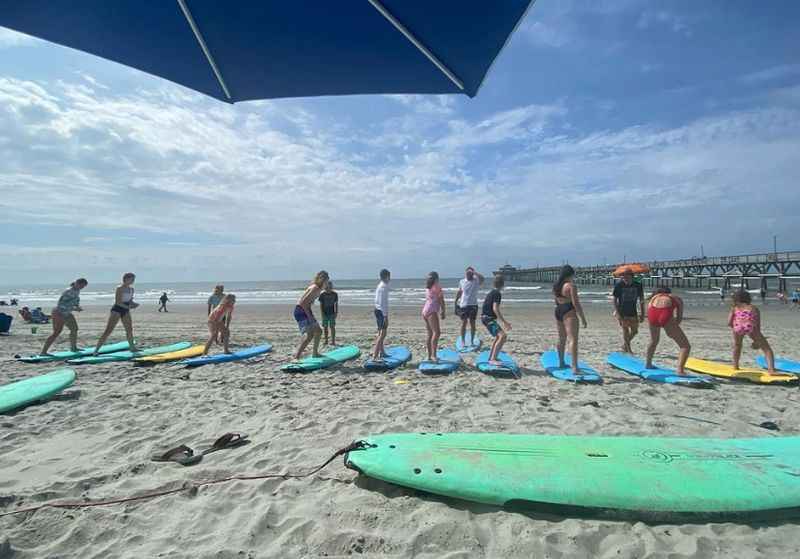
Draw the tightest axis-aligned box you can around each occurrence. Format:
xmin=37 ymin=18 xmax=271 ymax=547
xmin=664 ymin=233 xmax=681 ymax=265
xmin=0 ymin=0 xmax=533 ymax=102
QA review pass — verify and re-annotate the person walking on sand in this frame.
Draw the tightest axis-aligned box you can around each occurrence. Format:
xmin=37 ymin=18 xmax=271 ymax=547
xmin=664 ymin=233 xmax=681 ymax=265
xmin=93 ymin=272 xmax=140 ymax=355
xmin=612 ymin=269 xmax=645 ymax=353
xmin=40 ymin=278 xmax=88 ymax=355
xmin=481 ymin=275 xmax=511 ymax=366
xmin=318 ymin=281 xmax=339 ymax=346
xmin=729 ymin=289 xmax=776 ymax=372
xmin=205 ymin=294 xmax=235 ymax=355
xmin=455 ymin=266 xmax=484 ymax=345
xmin=646 ymin=287 xmax=690 ymax=375
xmin=553 ymin=265 xmax=587 ymax=375
xmin=422 ymin=271 xmax=446 ymax=362
xmin=292 ymin=271 xmax=328 ymax=360
xmin=158 ymin=292 xmax=169 ymax=312
xmin=372 ymin=269 xmax=391 ymax=360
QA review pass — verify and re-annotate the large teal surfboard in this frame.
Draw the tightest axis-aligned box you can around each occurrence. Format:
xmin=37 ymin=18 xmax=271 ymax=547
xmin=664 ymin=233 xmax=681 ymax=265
xmin=281 ymin=345 xmax=360 ymax=372
xmin=0 ymin=369 xmax=76 ymax=413
xmin=541 ymin=350 xmax=602 ymax=383
xmin=346 ymin=433 xmax=800 ymax=518
xmin=67 ymin=342 xmax=192 ymax=365
xmin=16 ymin=341 xmax=130 ymax=364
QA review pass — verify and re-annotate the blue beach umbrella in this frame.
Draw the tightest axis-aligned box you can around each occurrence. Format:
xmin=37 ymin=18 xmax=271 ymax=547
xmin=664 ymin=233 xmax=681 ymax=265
xmin=0 ymin=0 xmax=534 ymax=103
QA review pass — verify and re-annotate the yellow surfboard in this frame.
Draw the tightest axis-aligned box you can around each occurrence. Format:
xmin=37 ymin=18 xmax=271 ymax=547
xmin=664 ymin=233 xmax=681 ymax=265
xmin=686 ymin=358 xmax=798 ymax=385
xmin=134 ymin=344 xmax=205 ymax=365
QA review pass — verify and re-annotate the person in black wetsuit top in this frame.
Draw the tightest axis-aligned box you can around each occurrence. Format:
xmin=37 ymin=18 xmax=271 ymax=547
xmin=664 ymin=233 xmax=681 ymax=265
xmin=553 ymin=265 xmax=587 ymax=374
xmin=612 ymin=269 xmax=645 ymax=353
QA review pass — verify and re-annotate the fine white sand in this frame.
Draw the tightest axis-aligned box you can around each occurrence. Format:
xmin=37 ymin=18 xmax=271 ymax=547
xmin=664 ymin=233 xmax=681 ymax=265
xmin=2 ymin=301 xmax=800 ymax=558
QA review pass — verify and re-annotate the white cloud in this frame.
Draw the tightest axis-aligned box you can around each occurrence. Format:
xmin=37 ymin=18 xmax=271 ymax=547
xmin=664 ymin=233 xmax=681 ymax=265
xmin=636 ymin=10 xmax=693 ymax=36
xmin=1 ymin=73 xmax=799 ymax=279
xmin=740 ymin=64 xmax=800 ymax=85
xmin=521 ymin=20 xmax=573 ymax=49
xmin=0 ymin=27 xmax=37 ymax=49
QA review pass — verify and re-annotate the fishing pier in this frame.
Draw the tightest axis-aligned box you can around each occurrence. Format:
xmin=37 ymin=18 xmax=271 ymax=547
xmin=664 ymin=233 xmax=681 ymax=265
xmin=496 ymin=251 xmax=800 ymax=293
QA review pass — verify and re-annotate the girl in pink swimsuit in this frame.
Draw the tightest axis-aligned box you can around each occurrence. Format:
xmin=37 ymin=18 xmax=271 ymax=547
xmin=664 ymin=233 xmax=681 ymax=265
xmin=205 ymin=294 xmax=236 ymax=355
xmin=728 ymin=289 xmax=775 ymax=372
xmin=422 ymin=272 xmax=446 ymax=362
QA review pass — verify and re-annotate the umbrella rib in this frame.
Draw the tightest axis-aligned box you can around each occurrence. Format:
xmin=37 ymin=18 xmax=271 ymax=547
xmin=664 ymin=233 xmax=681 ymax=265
xmin=176 ymin=0 xmax=232 ymax=101
xmin=367 ymin=0 xmax=464 ymax=92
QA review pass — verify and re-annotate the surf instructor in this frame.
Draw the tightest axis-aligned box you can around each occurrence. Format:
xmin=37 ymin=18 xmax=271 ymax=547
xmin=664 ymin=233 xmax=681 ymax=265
xmin=612 ymin=269 xmax=645 ymax=353
xmin=455 ymin=266 xmax=485 ymax=345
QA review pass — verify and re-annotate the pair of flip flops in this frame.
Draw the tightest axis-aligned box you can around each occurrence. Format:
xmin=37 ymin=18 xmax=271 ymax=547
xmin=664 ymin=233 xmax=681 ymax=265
xmin=151 ymin=432 xmax=249 ymax=466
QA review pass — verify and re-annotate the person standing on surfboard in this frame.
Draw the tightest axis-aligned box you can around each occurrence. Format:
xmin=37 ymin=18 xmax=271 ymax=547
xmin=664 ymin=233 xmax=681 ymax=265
xmin=728 ymin=289 xmax=776 ymax=373
xmin=481 ymin=275 xmax=511 ymax=366
xmin=204 ymin=294 xmax=235 ymax=355
xmin=646 ymin=287 xmax=690 ymax=375
xmin=40 ymin=278 xmax=88 ymax=355
xmin=455 ymin=266 xmax=484 ymax=347
xmin=422 ymin=272 xmax=446 ymax=363
xmin=612 ymin=269 xmax=645 ymax=353
xmin=318 ymin=281 xmax=339 ymax=346
xmin=93 ymin=272 xmax=140 ymax=355
xmin=372 ymin=269 xmax=391 ymax=360
xmin=553 ymin=265 xmax=587 ymax=375
xmin=292 ymin=271 xmax=328 ymax=360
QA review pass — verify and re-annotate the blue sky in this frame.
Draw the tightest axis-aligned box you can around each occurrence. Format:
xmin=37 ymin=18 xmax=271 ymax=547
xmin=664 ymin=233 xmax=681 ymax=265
xmin=1 ymin=1 xmax=799 ymax=284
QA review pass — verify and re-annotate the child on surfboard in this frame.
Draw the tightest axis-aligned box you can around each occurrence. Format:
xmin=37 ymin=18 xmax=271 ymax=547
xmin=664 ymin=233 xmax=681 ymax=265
xmin=319 ymin=281 xmax=339 ymax=346
xmin=292 ymin=271 xmax=328 ymax=360
xmin=372 ymin=269 xmax=390 ymax=360
xmin=422 ymin=271 xmax=446 ymax=362
xmin=481 ymin=275 xmax=512 ymax=366
xmin=205 ymin=294 xmax=235 ymax=355
xmin=728 ymin=289 xmax=776 ymax=372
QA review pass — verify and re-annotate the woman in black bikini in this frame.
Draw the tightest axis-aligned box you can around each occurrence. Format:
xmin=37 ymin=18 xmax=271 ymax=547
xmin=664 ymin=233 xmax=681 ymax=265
xmin=93 ymin=272 xmax=140 ymax=355
xmin=553 ymin=265 xmax=588 ymax=374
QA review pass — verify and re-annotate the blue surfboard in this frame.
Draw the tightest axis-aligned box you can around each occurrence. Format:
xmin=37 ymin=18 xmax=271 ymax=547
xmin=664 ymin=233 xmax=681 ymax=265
xmin=756 ymin=356 xmax=800 ymax=375
xmin=181 ymin=344 xmax=272 ymax=367
xmin=419 ymin=349 xmax=461 ymax=374
xmin=364 ymin=346 xmax=412 ymax=371
xmin=541 ymin=350 xmax=602 ymax=383
xmin=455 ymin=333 xmax=482 ymax=353
xmin=475 ymin=350 xmax=519 ymax=375
xmin=607 ymin=352 xmax=713 ymax=388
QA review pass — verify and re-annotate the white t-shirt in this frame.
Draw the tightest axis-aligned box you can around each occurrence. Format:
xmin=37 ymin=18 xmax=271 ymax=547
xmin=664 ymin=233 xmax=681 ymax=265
xmin=459 ymin=277 xmax=480 ymax=307
xmin=375 ymin=281 xmax=389 ymax=315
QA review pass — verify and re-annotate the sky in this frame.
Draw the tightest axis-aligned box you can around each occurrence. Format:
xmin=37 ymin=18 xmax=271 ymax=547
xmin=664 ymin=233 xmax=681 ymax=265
xmin=1 ymin=0 xmax=799 ymax=284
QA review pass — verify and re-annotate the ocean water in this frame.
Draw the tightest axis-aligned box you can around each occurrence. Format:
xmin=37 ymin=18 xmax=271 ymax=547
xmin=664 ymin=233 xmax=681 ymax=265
xmin=0 ymin=278 xmax=753 ymax=309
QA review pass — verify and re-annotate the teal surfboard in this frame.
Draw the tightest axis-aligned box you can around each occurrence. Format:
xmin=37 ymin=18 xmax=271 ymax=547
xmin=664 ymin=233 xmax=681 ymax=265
xmin=281 ymin=345 xmax=360 ymax=372
xmin=16 ymin=341 xmax=130 ymax=364
xmin=67 ymin=342 xmax=192 ymax=365
xmin=364 ymin=346 xmax=411 ymax=371
xmin=607 ymin=352 xmax=713 ymax=388
xmin=418 ymin=349 xmax=461 ymax=374
xmin=346 ymin=433 xmax=800 ymax=519
xmin=541 ymin=350 xmax=602 ymax=383
xmin=455 ymin=333 xmax=481 ymax=353
xmin=181 ymin=344 xmax=272 ymax=367
xmin=475 ymin=350 xmax=519 ymax=375
xmin=0 ymin=369 xmax=76 ymax=413
xmin=757 ymin=356 xmax=800 ymax=375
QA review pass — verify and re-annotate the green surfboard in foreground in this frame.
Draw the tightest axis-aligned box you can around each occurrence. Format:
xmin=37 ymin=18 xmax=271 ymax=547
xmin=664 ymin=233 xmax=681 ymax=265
xmin=345 ymin=433 xmax=800 ymax=519
xmin=0 ymin=369 xmax=76 ymax=413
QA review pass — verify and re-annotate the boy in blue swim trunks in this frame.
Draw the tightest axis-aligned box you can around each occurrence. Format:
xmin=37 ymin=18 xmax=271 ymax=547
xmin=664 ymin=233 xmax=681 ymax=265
xmin=293 ymin=271 xmax=328 ymax=360
xmin=481 ymin=275 xmax=512 ymax=366
xmin=318 ymin=281 xmax=339 ymax=346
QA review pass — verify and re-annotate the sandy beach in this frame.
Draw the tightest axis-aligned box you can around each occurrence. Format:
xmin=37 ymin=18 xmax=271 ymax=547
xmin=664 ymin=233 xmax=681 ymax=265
xmin=2 ymin=300 xmax=800 ymax=558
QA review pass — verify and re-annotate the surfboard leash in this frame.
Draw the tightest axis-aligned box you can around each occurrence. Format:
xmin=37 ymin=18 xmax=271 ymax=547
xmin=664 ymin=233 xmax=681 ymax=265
xmin=0 ymin=440 xmax=370 ymax=518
